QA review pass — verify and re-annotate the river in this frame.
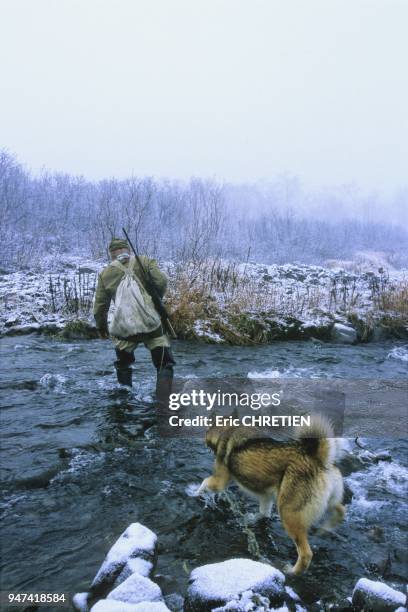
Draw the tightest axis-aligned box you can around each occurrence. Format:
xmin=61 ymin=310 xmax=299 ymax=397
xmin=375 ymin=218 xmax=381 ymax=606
xmin=0 ymin=336 xmax=407 ymax=609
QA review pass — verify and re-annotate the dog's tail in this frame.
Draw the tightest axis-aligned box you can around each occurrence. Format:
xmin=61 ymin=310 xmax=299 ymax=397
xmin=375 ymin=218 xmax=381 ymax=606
xmin=295 ymin=414 xmax=345 ymax=466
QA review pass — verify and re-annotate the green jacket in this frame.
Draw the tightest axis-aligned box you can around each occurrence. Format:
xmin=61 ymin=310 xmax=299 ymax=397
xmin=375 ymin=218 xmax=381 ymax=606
xmin=93 ymin=256 xmax=168 ymax=335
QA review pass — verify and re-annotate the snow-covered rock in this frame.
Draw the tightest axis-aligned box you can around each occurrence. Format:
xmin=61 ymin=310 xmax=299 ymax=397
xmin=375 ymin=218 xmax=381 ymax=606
xmin=331 ymin=322 xmax=357 ymax=344
xmin=164 ymin=593 xmax=184 ymax=612
xmin=352 ymin=577 xmax=406 ymax=611
xmin=211 ymin=590 xmax=269 ymax=612
xmin=72 ymin=592 xmax=91 ymax=611
xmin=185 ymin=559 xmax=285 ymax=612
xmin=113 ymin=557 xmax=154 ymax=587
xmin=284 ymin=586 xmax=301 ymax=604
xmin=107 ymin=573 xmax=162 ymax=605
xmin=91 ymin=523 xmax=157 ymax=595
xmin=91 ymin=601 xmax=170 ymax=612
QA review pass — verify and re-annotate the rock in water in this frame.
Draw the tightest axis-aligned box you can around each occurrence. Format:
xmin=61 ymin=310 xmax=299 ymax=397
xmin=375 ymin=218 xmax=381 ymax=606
xmin=107 ymin=573 xmax=162 ymax=605
xmin=91 ymin=601 xmax=170 ymax=611
xmin=185 ymin=559 xmax=286 ymax=611
xmin=72 ymin=592 xmax=90 ymax=611
xmin=164 ymin=593 xmax=184 ymax=611
xmin=331 ymin=323 xmax=357 ymax=344
xmin=91 ymin=523 xmax=157 ymax=596
xmin=113 ymin=557 xmax=154 ymax=587
xmin=352 ymin=578 xmax=406 ymax=611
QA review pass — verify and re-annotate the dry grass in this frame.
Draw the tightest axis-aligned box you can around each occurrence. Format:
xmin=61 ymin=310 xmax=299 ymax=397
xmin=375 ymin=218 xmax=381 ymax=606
xmin=374 ymin=281 xmax=408 ymax=317
xmin=44 ymin=261 xmax=407 ymax=343
xmin=48 ymin=271 xmax=97 ymax=315
xmin=166 ymin=260 xmax=384 ymax=320
xmin=165 ymin=262 xmax=407 ymax=342
xmin=165 ymin=278 xmax=214 ymax=338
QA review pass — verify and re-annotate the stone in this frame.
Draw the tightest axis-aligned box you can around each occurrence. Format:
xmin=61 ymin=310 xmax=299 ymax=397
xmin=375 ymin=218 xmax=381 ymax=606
xmin=331 ymin=323 xmax=357 ymax=344
xmin=91 ymin=523 xmax=157 ymax=595
xmin=185 ymin=559 xmax=285 ymax=611
xmin=72 ymin=592 xmax=90 ymax=611
xmin=91 ymin=601 xmax=170 ymax=612
xmin=164 ymin=593 xmax=184 ymax=612
xmin=113 ymin=557 xmax=154 ymax=588
xmin=352 ymin=578 xmax=406 ymax=611
xmin=107 ymin=573 xmax=162 ymax=605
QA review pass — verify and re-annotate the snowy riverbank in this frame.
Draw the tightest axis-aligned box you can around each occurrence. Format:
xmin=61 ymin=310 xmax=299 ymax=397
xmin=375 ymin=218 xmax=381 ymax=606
xmin=1 ymin=257 xmax=407 ymax=344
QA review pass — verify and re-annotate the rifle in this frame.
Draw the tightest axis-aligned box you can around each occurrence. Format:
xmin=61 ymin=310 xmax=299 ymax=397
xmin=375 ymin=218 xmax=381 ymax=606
xmin=122 ymin=228 xmax=177 ymax=339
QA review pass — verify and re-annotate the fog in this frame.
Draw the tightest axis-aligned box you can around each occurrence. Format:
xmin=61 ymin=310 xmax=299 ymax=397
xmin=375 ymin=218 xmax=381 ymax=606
xmin=1 ymin=2 xmax=407 ymax=269
xmin=1 ymin=0 xmax=407 ymax=198
xmin=1 ymin=150 xmax=407 ymax=270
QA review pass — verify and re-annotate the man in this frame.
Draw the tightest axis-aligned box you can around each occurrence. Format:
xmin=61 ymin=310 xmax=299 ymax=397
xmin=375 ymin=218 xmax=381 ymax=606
xmin=93 ymin=238 xmax=175 ymax=397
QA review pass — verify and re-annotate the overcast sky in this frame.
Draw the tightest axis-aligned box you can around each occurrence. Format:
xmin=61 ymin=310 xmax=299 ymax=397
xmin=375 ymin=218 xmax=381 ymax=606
xmin=1 ymin=0 xmax=407 ymax=195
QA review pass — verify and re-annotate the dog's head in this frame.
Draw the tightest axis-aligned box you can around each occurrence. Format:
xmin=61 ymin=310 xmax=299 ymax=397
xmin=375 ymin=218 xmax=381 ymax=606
xmin=205 ymin=408 xmax=237 ymax=453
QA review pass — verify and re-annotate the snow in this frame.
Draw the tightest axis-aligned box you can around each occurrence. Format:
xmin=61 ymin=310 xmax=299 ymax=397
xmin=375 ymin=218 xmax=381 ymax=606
xmin=331 ymin=322 xmax=357 ymax=344
xmin=91 ymin=601 xmax=170 ymax=612
xmin=113 ymin=558 xmax=154 ymax=586
xmin=74 ymin=523 xmax=164 ymax=611
xmin=187 ymin=559 xmax=285 ymax=605
xmin=284 ymin=587 xmax=300 ymax=602
xmin=1 ymin=257 xmax=406 ymax=345
xmin=212 ymin=589 xmax=271 ymax=612
xmin=193 ymin=320 xmax=224 ymax=343
xmin=91 ymin=523 xmax=157 ymax=591
xmin=352 ymin=578 xmax=406 ymax=611
xmin=107 ymin=573 xmax=162 ymax=604
xmin=72 ymin=592 xmax=90 ymax=611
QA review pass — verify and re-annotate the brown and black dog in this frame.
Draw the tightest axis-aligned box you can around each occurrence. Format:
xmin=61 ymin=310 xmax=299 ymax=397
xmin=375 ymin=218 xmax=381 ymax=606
xmin=197 ymin=416 xmax=345 ymax=574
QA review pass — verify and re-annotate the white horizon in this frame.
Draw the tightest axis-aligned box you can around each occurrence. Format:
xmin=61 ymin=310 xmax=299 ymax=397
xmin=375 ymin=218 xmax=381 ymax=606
xmin=1 ymin=0 xmax=407 ymax=199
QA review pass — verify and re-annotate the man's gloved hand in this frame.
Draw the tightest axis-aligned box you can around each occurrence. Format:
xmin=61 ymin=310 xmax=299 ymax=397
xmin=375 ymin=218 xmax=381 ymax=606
xmin=97 ymin=328 xmax=109 ymax=340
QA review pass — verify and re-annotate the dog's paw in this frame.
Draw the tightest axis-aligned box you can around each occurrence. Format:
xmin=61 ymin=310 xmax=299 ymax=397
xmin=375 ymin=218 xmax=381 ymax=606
xmin=185 ymin=483 xmax=203 ymax=497
xmin=196 ymin=478 xmax=211 ymax=496
xmin=283 ymin=563 xmax=296 ymax=575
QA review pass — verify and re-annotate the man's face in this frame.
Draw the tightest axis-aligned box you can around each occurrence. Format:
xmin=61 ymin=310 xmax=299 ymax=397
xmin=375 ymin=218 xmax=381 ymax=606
xmin=111 ymin=247 xmax=130 ymax=262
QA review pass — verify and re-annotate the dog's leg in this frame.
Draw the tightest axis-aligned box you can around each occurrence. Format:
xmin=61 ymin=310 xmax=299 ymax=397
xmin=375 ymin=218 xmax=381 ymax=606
xmin=280 ymin=513 xmax=313 ymax=575
xmin=197 ymin=459 xmax=231 ymax=494
xmin=258 ymin=494 xmax=274 ymax=518
xmin=320 ymin=468 xmax=345 ymax=532
xmin=320 ymin=502 xmax=346 ymax=532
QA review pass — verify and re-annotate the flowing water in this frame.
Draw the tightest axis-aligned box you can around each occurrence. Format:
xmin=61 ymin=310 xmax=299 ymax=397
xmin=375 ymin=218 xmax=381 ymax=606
xmin=0 ymin=336 xmax=407 ymax=609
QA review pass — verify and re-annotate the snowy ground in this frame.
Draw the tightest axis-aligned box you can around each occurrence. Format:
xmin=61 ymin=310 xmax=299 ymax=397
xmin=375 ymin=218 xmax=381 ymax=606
xmin=0 ymin=255 xmax=406 ymax=343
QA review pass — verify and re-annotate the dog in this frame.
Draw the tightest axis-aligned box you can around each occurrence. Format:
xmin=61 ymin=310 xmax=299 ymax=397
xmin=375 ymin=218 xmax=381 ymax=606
xmin=197 ymin=415 xmax=346 ymax=574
